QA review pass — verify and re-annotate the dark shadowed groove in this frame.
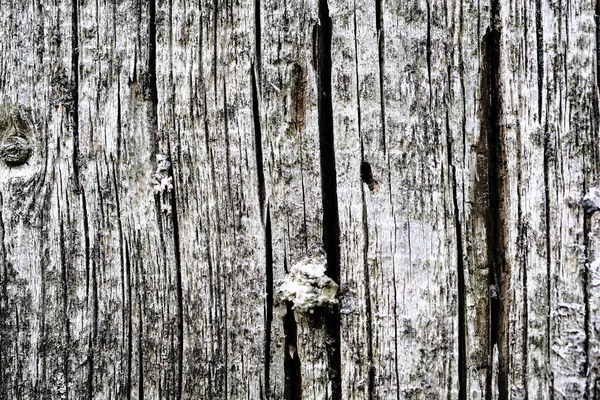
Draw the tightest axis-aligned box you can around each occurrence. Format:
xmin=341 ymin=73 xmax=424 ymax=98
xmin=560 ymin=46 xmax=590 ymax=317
xmin=148 ymin=0 xmax=159 ymax=153
xmin=316 ymin=0 xmax=342 ymax=397
xmin=353 ymin=3 xmax=375 ymax=397
xmin=167 ymin=152 xmax=184 ymax=400
xmin=213 ymin=0 xmax=219 ymax=105
xmin=82 ymin=189 xmax=96 ymax=400
xmin=584 ymin=201 xmax=591 ymax=400
xmin=535 ymin=0 xmax=544 ymax=123
xmin=137 ymin=251 xmax=145 ymax=400
xmin=109 ymin=157 xmax=127 ymax=394
xmin=375 ymin=0 xmax=387 ymax=155
xmin=515 ymin=111 xmax=528 ymax=400
xmin=597 ymin=0 xmax=600 ymax=99
xmin=481 ymin=18 xmax=509 ymax=399
xmin=543 ymin=107 xmax=554 ymax=397
xmin=82 ymin=188 xmax=91 ymax=308
xmin=0 ymin=194 xmax=8 ymax=396
xmin=360 ymin=182 xmax=375 ymax=400
xmin=446 ymin=98 xmax=466 ymax=400
xmin=251 ymin=63 xmax=266 ymax=221
xmin=254 ymin=0 xmax=261 ymax=81
xmin=71 ymin=0 xmax=80 ymax=191
xmin=459 ymin=0 xmax=467 ymax=162
xmin=290 ymin=64 xmax=309 ymax=252
xmin=264 ymin=204 xmax=273 ymax=398
xmin=426 ymin=0 xmax=432 ymax=107
xmin=59 ymin=217 xmax=71 ymax=400
xmin=124 ymin=241 xmax=133 ymax=400
xmin=283 ymin=301 xmax=301 ymax=400
xmin=223 ymin=79 xmax=234 ymax=214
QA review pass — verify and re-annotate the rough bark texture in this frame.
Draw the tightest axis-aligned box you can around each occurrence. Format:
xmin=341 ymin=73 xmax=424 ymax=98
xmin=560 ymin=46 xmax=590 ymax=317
xmin=0 ymin=0 xmax=599 ymax=399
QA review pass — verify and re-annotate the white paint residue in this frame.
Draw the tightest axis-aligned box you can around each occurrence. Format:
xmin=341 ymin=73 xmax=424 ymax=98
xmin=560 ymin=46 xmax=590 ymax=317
xmin=279 ymin=254 xmax=339 ymax=312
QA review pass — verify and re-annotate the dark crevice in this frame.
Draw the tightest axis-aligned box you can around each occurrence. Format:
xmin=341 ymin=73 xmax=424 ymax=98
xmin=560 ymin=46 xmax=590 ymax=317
xmin=254 ymin=0 xmax=261 ymax=82
xmin=481 ymin=20 xmax=509 ymax=399
xmin=213 ymin=0 xmax=219 ymax=107
xmin=251 ymin=63 xmax=266 ymax=222
xmin=125 ymin=241 xmax=133 ymax=400
xmin=283 ymin=301 xmax=301 ymax=400
xmin=264 ymin=204 xmax=273 ymax=398
xmin=584 ymin=195 xmax=591 ymax=400
xmin=354 ymin=7 xmax=375 ymax=393
xmin=516 ymin=105 xmax=528 ymax=400
xmin=137 ymin=248 xmax=145 ymax=400
xmin=360 ymin=174 xmax=375 ymax=400
xmin=584 ymin=114 xmax=593 ymax=398
xmin=375 ymin=0 xmax=386 ymax=155
xmin=446 ymin=100 xmax=466 ymax=400
xmin=148 ymin=0 xmax=159 ymax=153
xmin=59 ymin=218 xmax=71 ymax=400
xmin=291 ymin=64 xmax=308 ymax=252
xmin=166 ymin=151 xmax=184 ymax=400
xmin=535 ymin=0 xmax=544 ymax=123
xmin=71 ymin=0 xmax=80 ymax=191
xmin=315 ymin=0 xmax=342 ymax=397
xmin=597 ymin=0 xmax=600 ymax=104
xmin=0 ymin=194 xmax=7 ymax=396
xmin=360 ymin=161 xmax=378 ymax=193
xmin=426 ymin=0 xmax=432 ymax=107
xmin=543 ymin=101 xmax=555 ymax=397
xmin=223 ymin=79 xmax=234 ymax=215
xmin=82 ymin=189 xmax=96 ymax=400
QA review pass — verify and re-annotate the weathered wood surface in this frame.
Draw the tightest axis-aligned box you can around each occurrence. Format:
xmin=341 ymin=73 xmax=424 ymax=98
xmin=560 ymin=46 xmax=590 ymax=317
xmin=0 ymin=0 xmax=599 ymax=398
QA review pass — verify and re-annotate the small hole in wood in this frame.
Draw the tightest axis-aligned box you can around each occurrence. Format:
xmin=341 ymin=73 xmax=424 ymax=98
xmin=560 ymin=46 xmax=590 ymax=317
xmin=360 ymin=161 xmax=378 ymax=192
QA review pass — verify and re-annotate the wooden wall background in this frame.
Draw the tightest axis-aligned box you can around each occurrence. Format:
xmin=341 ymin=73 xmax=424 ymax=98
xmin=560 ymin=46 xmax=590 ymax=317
xmin=0 ymin=0 xmax=599 ymax=398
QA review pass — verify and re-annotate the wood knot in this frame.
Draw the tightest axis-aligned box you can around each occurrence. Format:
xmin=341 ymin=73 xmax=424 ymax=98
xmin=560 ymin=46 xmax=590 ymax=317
xmin=0 ymin=106 xmax=35 ymax=166
xmin=0 ymin=136 xmax=32 ymax=166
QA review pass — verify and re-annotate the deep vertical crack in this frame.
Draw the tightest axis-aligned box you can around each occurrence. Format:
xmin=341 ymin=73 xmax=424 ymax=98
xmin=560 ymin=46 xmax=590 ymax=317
xmin=315 ymin=0 xmax=342 ymax=396
xmin=481 ymin=15 xmax=509 ymax=399
xmin=71 ymin=0 xmax=80 ymax=191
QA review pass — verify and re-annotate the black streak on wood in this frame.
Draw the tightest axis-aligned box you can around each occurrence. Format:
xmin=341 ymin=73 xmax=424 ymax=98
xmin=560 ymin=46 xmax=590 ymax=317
xmin=316 ymin=0 xmax=342 ymax=397
xmin=360 ymin=172 xmax=375 ymax=400
xmin=167 ymin=152 xmax=184 ymax=400
xmin=426 ymin=0 xmax=433 ymax=107
xmin=515 ymin=103 xmax=529 ymax=400
xmin=0 ymin=194 xmax=7 ymax=396
xmin=375 ymin=0 xmax=387 ymax=155
xmin=535 ymin=0 xmax=544 ymax=123
xmin=584 ymin=188 xmax=591 ymax=400
xmin=148 ymin=0 xmax=159 ymax=153
xmin=481 ymin=20 xmax=509 ymax=399
xmin=283 ymin=301 xmax=301 ymax=400
xmin=353 ymin=8 xmax=376 ymax=396
xmin=59 ymin=217 xmax=71 ymax=400
xmin=254 ymin=0 xmax=261 ymax=81
xmin=251 ymin=63 xmax=266 ymax=222
xmin=291 ymin=64 xmax=308 ymax=252
xmin=597 ymin=0 xmax=600 ymax=100
xmin=125 ymin=241 xmax=133 ymax=400
xmin=446 ymin=100 xmax=466 ymax=400
xmin=71 ymin=0 xmax=80 ymax=191
xmin=543 ymin=104 xmax=555 ymax=398
xmin=264 ymin=204 xmax=273 ymax=398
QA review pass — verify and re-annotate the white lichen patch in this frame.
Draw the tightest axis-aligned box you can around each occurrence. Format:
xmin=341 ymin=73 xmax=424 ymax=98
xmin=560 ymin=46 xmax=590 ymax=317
xmin=151 ymin=153 xmax=173 ymax=213
xmin=582 ymin=187 xmax=600 ymax=213
xmin=279 ymin=255 xmax=339 ymax=312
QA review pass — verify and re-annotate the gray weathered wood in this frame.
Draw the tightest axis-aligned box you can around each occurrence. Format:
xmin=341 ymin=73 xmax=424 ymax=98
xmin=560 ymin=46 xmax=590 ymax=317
xmin=1 ymin=0 xmax=599 ymax=399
